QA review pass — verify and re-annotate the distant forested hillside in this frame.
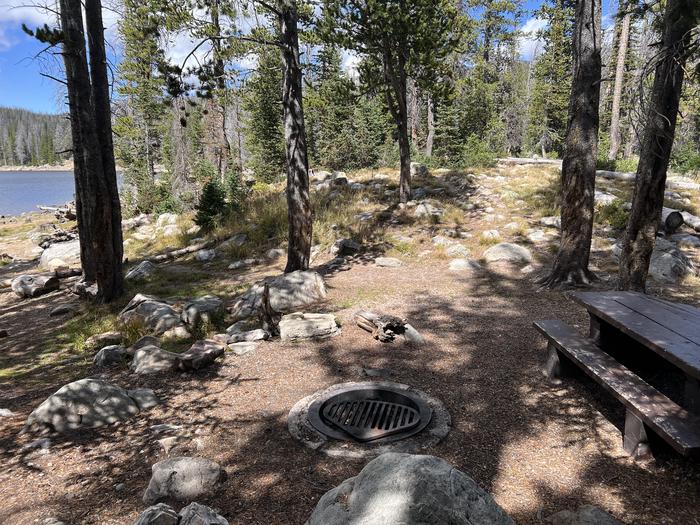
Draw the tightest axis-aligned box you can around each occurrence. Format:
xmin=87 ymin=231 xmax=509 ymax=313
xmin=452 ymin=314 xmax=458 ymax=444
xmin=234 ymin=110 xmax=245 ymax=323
xmin=0 ymin=107 xmax=72 ymax=166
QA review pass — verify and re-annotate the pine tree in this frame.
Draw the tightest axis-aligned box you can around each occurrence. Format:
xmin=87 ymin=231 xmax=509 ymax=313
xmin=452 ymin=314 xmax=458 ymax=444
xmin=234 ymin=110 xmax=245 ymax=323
xmin=526 ymin=0 xmax=575 ymax=157
xmin=241 ymin=37 xmax=285 ymax=182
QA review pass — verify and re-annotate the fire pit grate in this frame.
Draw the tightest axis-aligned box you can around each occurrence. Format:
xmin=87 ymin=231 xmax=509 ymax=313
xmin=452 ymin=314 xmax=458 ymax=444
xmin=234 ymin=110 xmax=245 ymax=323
xmin=308 ymin=384 xmax=433 ymax=442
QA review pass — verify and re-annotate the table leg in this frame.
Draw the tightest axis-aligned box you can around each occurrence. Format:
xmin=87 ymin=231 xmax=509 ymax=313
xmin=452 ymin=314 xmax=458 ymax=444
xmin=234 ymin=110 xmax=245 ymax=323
xmin=685 ymin=376 xmax=700 ymax=415
xmin=623 ymin=410 xmax=652 ymax=458
xmin=588 ymin=314 xmax=601 ymax=345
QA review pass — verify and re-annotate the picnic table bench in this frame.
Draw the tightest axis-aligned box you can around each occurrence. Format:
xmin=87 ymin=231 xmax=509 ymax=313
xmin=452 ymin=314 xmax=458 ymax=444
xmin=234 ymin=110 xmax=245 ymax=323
xmin=534 ymin=291 xmax=700 ymax=458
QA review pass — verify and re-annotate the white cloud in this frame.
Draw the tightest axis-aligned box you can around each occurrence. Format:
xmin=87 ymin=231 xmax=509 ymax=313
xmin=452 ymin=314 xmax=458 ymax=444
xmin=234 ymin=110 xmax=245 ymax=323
xmin=341 ymin=49 xmax=360 ymax=80
xmin=517 ymin=17 xmax=547 ymax=61
xmin=0 ymin=24 xmax=16 ymax=51
xmin=0 ymin=0 xmax=58 ymax=26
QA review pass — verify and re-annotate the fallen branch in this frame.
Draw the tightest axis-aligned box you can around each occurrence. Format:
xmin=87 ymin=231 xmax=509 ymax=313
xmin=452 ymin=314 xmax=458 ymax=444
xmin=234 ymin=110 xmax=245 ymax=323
xmin=355 ymin=311 xmax=407 ymax=343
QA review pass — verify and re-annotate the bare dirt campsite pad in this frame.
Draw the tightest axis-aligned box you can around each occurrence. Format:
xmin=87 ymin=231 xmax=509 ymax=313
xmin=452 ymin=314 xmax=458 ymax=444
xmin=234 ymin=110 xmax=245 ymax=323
xmin=2 ymin=166 xmax=700 ymax=524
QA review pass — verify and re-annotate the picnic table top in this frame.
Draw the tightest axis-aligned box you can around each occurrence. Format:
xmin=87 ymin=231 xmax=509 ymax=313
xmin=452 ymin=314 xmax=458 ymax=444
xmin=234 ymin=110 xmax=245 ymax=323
xmin=571 ymin=291 xmax=700 ymax=380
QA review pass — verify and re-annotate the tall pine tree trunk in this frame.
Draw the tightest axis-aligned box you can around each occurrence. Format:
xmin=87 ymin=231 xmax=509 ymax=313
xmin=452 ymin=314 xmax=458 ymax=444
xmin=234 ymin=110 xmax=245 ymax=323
xmin=85 ymin=0 xmax=124 ymax=301
xmin=540 ymin=0 xmax=601 ymax=288
xmin=607 ymin=2 xmax=631 ymax=161
xmin=425 ymin=95 xmax=435 ymax=157
xmin=280 ymin=1 xmax=312 ymax=273
xmin=60 ymin=0 xmax=123 ymax=302
xmin=618 ymin=0 xmax=697 ymax=292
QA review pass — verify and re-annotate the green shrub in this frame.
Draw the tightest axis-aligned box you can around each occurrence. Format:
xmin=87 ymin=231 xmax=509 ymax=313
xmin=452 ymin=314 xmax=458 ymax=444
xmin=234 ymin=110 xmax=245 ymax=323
xmin=460 ymin=134 xmax=496 ymax=168
xmin=596 ymin=156 xmax=638 ymax=173
xmin=671 ymin=142 xmax=700 ymax=176
xmin=194 ymin=179 xmax=227 ymax=230
xmin=595 ymin=200 xmax=629 ymax=230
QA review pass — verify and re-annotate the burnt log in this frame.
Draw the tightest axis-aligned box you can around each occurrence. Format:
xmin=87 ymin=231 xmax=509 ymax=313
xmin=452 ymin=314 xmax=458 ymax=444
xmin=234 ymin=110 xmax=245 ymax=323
xmin=355 ymin=311 xmax=407 ymax=343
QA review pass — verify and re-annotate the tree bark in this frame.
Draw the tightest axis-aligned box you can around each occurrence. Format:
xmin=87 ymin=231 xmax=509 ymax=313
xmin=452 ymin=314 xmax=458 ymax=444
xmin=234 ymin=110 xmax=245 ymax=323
xmin=85 ymin=0 xmax=124 ymax=301
xmin=618 ymin=0 xmax=697 ymax=292
xmin=540 ymin=0 xmax=602 ymax=288
xmin=425 ymin=95 xmax=435 ymax=157
xmin=280 ymin=1 xmax=312 ymax=273
xmin=607 ymin=2 xmax=631 ymax=161
xmin=59 ymin=0 xmax=123 ymax=302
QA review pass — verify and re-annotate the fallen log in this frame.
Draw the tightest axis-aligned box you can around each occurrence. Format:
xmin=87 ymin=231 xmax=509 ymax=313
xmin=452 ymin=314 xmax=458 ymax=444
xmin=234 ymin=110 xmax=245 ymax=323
xmin=661 ymin=208 xmax=684 ymax=234
xmin=151 ymin=238 xmax=218 ymax=262
xmin=497 ymin=157 xmax=562 ymax=167
xmin=355 ymin=311 xmax=407 ymax=343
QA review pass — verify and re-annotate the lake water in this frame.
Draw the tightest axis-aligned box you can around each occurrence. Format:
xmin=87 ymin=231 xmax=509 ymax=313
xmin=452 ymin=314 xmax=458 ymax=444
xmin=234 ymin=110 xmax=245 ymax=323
xmin=0 ymin=171 xmax=76 ymax=216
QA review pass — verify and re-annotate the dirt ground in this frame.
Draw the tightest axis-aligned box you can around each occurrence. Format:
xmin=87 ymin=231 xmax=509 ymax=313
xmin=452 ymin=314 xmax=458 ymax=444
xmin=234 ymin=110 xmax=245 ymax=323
xmin=1 ymin=168 xmax=700 ymax=525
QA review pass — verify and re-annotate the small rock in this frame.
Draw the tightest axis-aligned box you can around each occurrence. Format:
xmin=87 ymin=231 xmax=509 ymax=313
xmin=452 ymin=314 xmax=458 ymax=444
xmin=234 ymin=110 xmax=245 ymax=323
xmin=178 ymin=502 xmax=228 ymax=525
xmin=0 ymin=408 xmax=15 ymax=417
xmin=177 ymin=340 xmax=225 ymax=371
xmin=449 ymin=258 xmax=482 ymax=272
xmin=403 ymin=324 xmax=425 ymax=345
xmin=49 ymin=304 xmax=77 ymax=317
xmin=131 ymin=346 xmax=180 ymax=374
xmin=414 ymin=202 xmax=443 ymax=219
xmin=330 ymin=238 xmax=361 ymax=257
xmin=669 ymin=233 xmax=700 ymax=249
xmin=527 ymin=230 xmax=547 ymax=243
xmin=227 ymin=329 xmax=269 ymax=343
xmin=431 ymin=235 xmax=453 ymax=246
xmin=279 ymin=312 xmax=340 ymax=342
xmin=85 ymin=331 xmax=123 ymax=350
xmin=219 ymin=233 xmax=247 ymax=250
xmin=195 ymin=249 xmax=216 ymax=262
xmin=125 ymin=260 xmax=157 ymax=281
xmin=126 ymin=335 xmax=161 ymax=356
xmin=150 ymin=423 xmax=184 ymax=434
xmin=540 ymin=216 xmax=561 ymax=228
xmin=228 ymin=342 xmax=257 ymax=356
xmin=481 ymin=230 xmax=500 ymax=241
xmin=266 ymin=248 xmax=286 ymax=259
xmin=132 ymin=503 xmax=178 ymax=525
xmin=115 ymin=483 xmax=126 ymax=492
xmin=94 ymin=345 xmax=128 ymax=367
xmin=445 ymin=244 xmax=470 ymax=258
xmin=483 ymin=243 xmax=533 ymax=264
xmin=375 ymin=257 xmax=403 ymax=268
xmin=181 ymin=295 xmax=224 ymax=326
xmin=142 ymin=457 xmax=226 ymax=505
xmin=0 ymin=329 xmax=8 ymax=338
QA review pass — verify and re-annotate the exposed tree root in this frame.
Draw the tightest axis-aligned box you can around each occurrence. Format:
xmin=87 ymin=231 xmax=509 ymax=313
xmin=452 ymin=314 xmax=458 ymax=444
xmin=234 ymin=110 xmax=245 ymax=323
xmin=537 ymin=266 xmax=599 ymax=290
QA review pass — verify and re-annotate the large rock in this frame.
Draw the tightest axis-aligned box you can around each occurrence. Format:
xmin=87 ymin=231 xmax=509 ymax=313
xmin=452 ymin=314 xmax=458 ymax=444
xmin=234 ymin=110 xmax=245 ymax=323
xmin=178 ymin=340 xmax=225 ymax=371
xmin=131 ymin=345 xmax=181 ymax=375
xmin=132 ymin=503 xmax=178 ymax=525
xmin=330 ymin=238 xmax=361 ymax=257
xmin=306 ymin=453 xmax=514 ymax=525
xmin=414 ymin=202 xmax=443 ymax=219
xmin=25 ymin=379 xmax=158 ymax=433
xmin=612 ymin=239 xmax=695 ymax=283
xmin=39 ymin=240 xmax=81 ymax=269
xmin=178 ymin=502 xmax=228 ymax=525
xmin=181 ymin=295 xmax=224 ymax=326
xmin=230 ymin=271 xmax=327 ymax=321
xmin=483 ymin=243 xmax=533 ymax=264
xmin=119 ymin=294 xmax=188 ymax=336
xmin=279 ymin=312 xmax=340 ymax=342
xmin=546 ymin=505 xmax=621 ymax=525
xmin=669 ymin=233 xmax=700 ymax=249
xmin=143 ymin=457 xmax=226 ymax=505
xmin=93 ymin=345 xmax=128 ymax=367
xmin=125 ymin=261 xmax=157 ymax=282
xmin=11 ymin=274 xmax=59 ymax=298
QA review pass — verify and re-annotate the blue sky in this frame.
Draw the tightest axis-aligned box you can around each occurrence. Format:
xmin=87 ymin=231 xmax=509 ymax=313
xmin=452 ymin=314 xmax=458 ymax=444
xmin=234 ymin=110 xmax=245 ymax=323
xmin=0 ymin=0 xmax=617 ymax=115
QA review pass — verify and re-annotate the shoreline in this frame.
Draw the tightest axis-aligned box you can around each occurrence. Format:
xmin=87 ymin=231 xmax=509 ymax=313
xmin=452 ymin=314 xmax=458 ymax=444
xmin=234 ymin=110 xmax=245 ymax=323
xmin=0 ymin=163 xmax=74 ymax=172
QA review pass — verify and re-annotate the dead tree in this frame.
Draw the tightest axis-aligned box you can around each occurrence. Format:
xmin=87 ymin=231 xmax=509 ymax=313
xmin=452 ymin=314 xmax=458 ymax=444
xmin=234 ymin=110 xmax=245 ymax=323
xmin=540 ymin=0 xmax=602 ymax=288
xmin=618 ymin=0 xmax=699 ymax=291
xmin=608 ymin=1 xmax=632 ymax=161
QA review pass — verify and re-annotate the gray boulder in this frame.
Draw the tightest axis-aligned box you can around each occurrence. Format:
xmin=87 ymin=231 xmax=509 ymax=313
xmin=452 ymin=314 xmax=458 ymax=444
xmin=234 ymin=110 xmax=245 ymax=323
xmin=227 ymin=329 xmax=269 ymax=343
xmin=449 ymin=258 xmax=482 ymax=272
xmin=195 ymin=249 xmax=216 ymax=262
xmin=132 ymin=503 xmax=178 ymax=525
xmin=126 ymin=335 xmax=161 ymax=355
xmin=540 ymin=216 xmax=561 ymax=228
xmin=177 ymin=340 xmax=225 ymax=371
xmin=181 ymin=295 xmax=224 ymax=326
xmin=669 ymin=233 xmax=700 ymax=249
xmin=125 ymin=261 xmax=157 ymax=282
xmin=119 ymin=294 xmax=188 ymax=337
xmin=93 ymin=345 xmax=128 ymax=367
xmin=25 ymin=379 xmax=158 ymax=433
xmin=131 ymin=345 xmax=181 ymax=374
xmin=39 ymin=240 xmax=81 ymax=269
xmin=414 ymin=202 xmax=443 ymax=219
xmin=178 ymin=502 xmax=228 ymax=525
xmin=279 ymin=313 xmax=340 ymax=342
xmin=11 ymin=274 xmax=59 ymax=298
xmin=227 ymin=342 xmax=257 ymax=356
xmin=230 ymin=271 xmax=327 ymax=321
xmin=143 ymin=457 xmax=226 ymax=505
xmin=483 ymin=243 xmax=533 ymax=264
xmin=219 ymin=233 xmax=247 ymax=250
xmin=85 ymin=331 xmax=123 ymax=350
xmin=330 ymin=238 xmax=361 ymax=257
xmin=306 ymin=453 xmax=514 ymax=525
xmin=445 ymin=244 xmax=470 ymax=258
xmin=612 ymin=239 xmax=695 ymax=283
xmin=546 ymin=505 xmax=621 ymax=525
xmin=375 ymin=257 xmax=403 ymax=268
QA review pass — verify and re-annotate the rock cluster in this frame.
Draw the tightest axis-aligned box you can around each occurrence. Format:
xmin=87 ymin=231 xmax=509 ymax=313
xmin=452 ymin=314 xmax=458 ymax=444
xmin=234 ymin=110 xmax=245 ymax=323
xmin=143 ymin=457 xmax=226 ymax=505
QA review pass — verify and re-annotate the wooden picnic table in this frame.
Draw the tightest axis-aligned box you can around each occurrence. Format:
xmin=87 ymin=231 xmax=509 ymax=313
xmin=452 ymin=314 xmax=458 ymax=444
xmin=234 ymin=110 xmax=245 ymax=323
xmin=571 ymin=291 xmax=700 ymax=413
